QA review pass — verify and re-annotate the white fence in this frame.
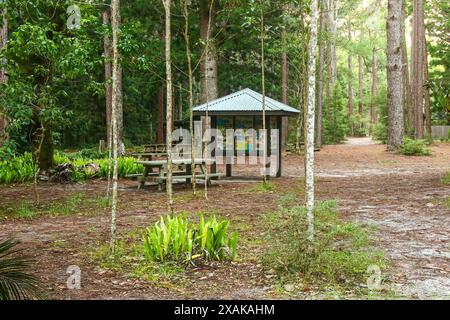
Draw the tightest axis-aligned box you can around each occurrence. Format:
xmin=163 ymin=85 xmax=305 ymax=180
xmin=431 ymin=126 xmax=450 ymax=139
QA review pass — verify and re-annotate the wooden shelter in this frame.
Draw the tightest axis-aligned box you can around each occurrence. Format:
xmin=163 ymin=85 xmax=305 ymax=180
xmin=193 ymin=88 xmax=300 ymax=178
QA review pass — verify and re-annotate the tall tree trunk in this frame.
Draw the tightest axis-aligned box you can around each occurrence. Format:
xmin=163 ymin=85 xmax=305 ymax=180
xmin=358 ymin=55 xmax=363 ymax=115
xmin=157 ymin=86 xmax=164 ymax=144
xmin=183 ymin=0 xmax=197 ymax=195
xmin=423 ymin=35 xmax=432 ymax=140
xmin=103 ymin=10 xmax=113 ymax=149
xmin=0 ymin=6 xmax=8 ymax=144
xmin=200 ymin=0 xmax=218 ymax=103
xmin=163 ymin=0 xmax=174 ymax=212
xmin=261 ymin=6 xmax=267 ymax=183
xmin=110 ymin=0 xmax=121 ymax=254
xmin=386 ymin=0 xmax=404 ymax=150
xmin=400 ymin=0 xmax=413 ymax=135
xmin=316 ymin=0 xmax=327 ymax=148
xmin=281 ymin=5 xmax=289 ymax=150
xmin=328 ymin=0 xmax=337 ymax=85
xmin=305 ymin=0 xmax=319 ymax=241
xmin=412 ymin=0 xmax=424 ymax=139
xmin=370 ymin=47 xmax=378 ymax=130
xmin=347 ymin=26 xmax=354 ymax=117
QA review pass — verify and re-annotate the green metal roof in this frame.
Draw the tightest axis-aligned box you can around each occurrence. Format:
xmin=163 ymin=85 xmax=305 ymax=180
xmin=193 ymin=88 xmax=300 ymax=116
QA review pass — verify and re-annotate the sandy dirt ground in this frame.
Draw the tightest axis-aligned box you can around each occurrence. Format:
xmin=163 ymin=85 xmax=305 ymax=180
xmin=0 ymin=137 xmax=449 ymax=299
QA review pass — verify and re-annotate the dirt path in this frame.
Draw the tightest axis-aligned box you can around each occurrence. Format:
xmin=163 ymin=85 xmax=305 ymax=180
xmin=0 ymin=138 xmax=449 ymax=299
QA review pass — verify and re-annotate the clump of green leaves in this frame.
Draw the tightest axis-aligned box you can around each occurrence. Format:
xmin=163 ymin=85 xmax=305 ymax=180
xmin=143 ymin=214 xmax=238 ymax=262
xmin=0 ymin=153 xmax=37 ymax=184
xmin=249 ymin=181 xmax=276 ymax=193
xmin=264 ymin=201 xmax=386 ymax=290
xmin=0 ymin=239 xmax=46 ymax=300
xmin=372 ymin=123 xmax=388 ymax=144
xmin=399 ymin=138 xmax=432 ymax=156
xmin=441 ymin=172 xmax=450 ymax=185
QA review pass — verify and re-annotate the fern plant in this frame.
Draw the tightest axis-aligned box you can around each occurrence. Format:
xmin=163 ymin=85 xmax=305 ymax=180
xmin=0 ymin=239 xmax=45 ymax=300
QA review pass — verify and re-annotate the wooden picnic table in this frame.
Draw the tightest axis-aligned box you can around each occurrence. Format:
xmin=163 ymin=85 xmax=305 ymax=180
xmin=130 ymin=158 xmax=224 ymax=190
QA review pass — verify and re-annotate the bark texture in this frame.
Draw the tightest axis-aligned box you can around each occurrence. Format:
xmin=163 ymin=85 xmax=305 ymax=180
xmin=411 ymin=0 xmax=424 ymax=138
xmin=0 ymin=7 xmax=8 ymax=144
xmin=316 ymin=0 xmax=327 ymax=148
xmin=306 ymin=0 xmax=319 ymax=241
xmin=370 ymin=47 xmax=378 ymax=128
xmin=163 ymin=0 xmax=174 ymax=212
xmin=200 ymin=0 xmax=218 ymax=103
xmin=386 ymin=0 xmax=404 ymax=150
xmin=347 ymin=26 xmax=354 ymax=116
xmin=110 ymin=0 xmax=121 ymax=254
xmin=358 ymin=55 xmax=363 ymax=115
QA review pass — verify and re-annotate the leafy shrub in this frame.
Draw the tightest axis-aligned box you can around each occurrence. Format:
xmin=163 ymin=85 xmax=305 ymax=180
xmin=372 ymin=122 xmax=388 ymax=144
xmin=399 ymin=138 xmax=432 ymax=156
xmin=143 ymin=214 xmax=238 ymax=262
xmin=264 ymin=201 xmax=385 ymax=288
xmin=441 ymin=172 xmax=450 ymax=185
xmin=0 ymin=153 xmax=37 ymax=184
xmin=249 ymin=181 xmax=276 ymax=193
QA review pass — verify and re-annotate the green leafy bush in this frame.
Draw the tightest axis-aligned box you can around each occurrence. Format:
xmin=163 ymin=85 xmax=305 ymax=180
xmin=441 ymin=172 xmax=450 ymax=185
xmin=143 ymin=214 xmax=238 ymax=262
xmin=399 ymin=138 xmax=432 ymax=156
xmin=0 ymin=153 xmax=37 ymax=184
xmin=264 ymin=201 xmax=385 ymax=288
xmin=372 ymin=123 xmax=388 ymax=144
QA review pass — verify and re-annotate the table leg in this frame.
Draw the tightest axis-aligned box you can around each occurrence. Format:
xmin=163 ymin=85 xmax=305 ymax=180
xmin=138 ymin=166 xmax=149 ymax=190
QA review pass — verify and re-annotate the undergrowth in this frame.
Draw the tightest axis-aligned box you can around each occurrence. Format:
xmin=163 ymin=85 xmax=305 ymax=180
xmin=263 ymin=201 xmax=387 ymax=295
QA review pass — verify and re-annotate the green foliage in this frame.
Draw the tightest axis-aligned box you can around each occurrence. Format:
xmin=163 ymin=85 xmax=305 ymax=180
xmin=372 ymin=122 xmax=388 ymax=144
xmin=441 ymin=172 xmax=450 ymax=185
xmin=249 ymin=181 xmax=276 ymax=193
xmin=264 ymin=201 xmax=386 ymax=289
xmin=143 ymin=214 xmax=238 ymax=262
xmin=0 ymin=193 xmax=109 ymax=220
xmin=0 ymin=239 xmax=46 ymax=300
xmin=323 ymin=83 xmax=348 ymax=144
xmin=398 ymin=138 xmax=432 ymax=156
xmin=0 ymin=153 xmax=37 ymax=184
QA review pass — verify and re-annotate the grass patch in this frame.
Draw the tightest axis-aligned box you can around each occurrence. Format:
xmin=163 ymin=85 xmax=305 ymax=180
xmin=248 ymin=181 xmax=276 ymax=193
xmin=90 ymin=231 xmax=189 ymax=289
xmin=0 ymin=193 xmax=109 ymax=219
xmin=441 ymin=172 xmax=450 ymax=185
xmin=398 ymin=138 xmax=432 ymax=156
xmin=263 ymin=201 xmax=387 ymax=296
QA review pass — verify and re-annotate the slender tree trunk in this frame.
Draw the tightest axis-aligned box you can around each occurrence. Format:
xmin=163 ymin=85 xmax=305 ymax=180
xmin=261 ymin=6 xmax=267 ymax=183
xmin=110 ymin=0 xmax=121 ymax=254
xmin=358 ymin=55 xmax=363 ymax=115
xmin=316 ymin=0 xmax=326 ymax=148
xmin=423 ymin=35 xmax=432 ymax=140
xmin=370 ymin=47 xmax=378 ymax=130
xmin=347 ymin=26 xmax=354 ymax=117
xmin=163 ymin=0 xmax=174 ymax=212
xmin=157 ymin=86 xmax=164 ymax=144
xmin=328 ymin=0 xmax=337 ymax=85
xmin=0 ymin=6 xmax=8 ymax=144
xmin=281 ymin=5 xmax=289 ymax=149
xmin=183 ymin=0 xmax=197 ymax=195
xmin=103 ymin=10 xmax=113 ymax=149
xmin=400 ymin=1 xmax=413 ymax=135
xmin=412 ymin=0 xmax=424 ymax=139
xmin=306 ymin=0 xmax=319 ymax=241
xmin=202 ymin=0 xmax=215 ymax=200
xmin=386 ymin=0 xmax=404 ymax=150
xmin=200 ymin=0 xmax=218 ymax=103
